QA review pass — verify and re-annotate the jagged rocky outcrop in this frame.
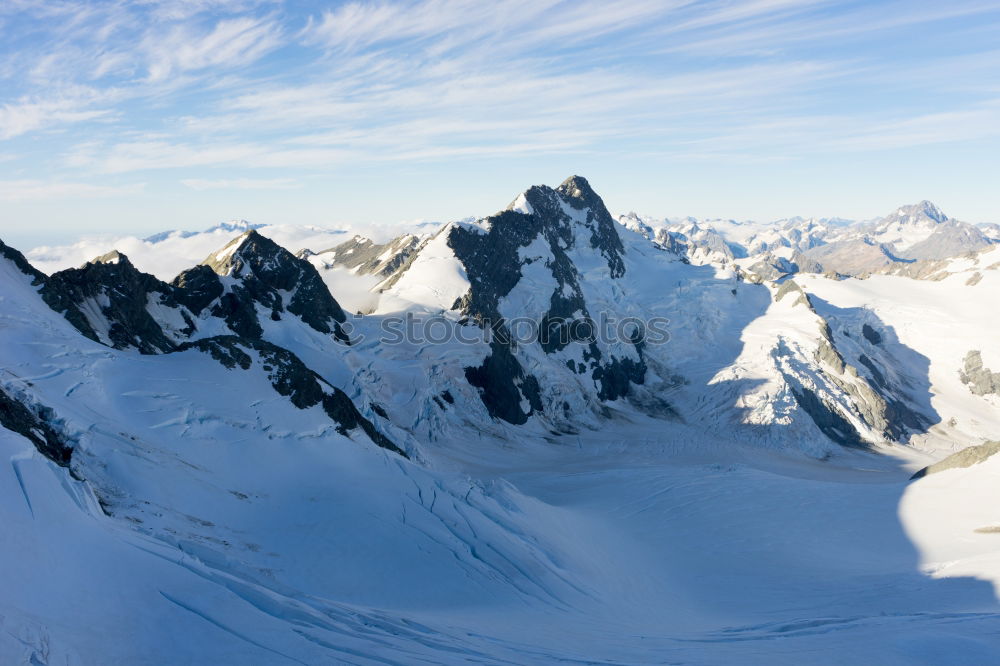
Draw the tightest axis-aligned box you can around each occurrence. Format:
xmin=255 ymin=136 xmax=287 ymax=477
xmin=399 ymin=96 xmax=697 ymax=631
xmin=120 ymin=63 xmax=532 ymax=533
xmin=191 ymin=230 xmax=350 ymax=342
xmin=960 ymin=350 xmax=1000 ymax=396
xmin=746 ymin=253 xmax=797 ymax=281
xmin=0 ymin=386 xmax=73 ymax=466
xmin=774 ymin=279 xmax=811 ymax=307
xmin=765 ymin=279 xmax=933 ymax=449
xmin=0 ymin=238 xmax=48 ymax=284
xmin=31 ymin=231 xmax=353 ymax=353
xmin=445 ymin=176 xmax=644 ymax=424
xmin=911 ymin=440 xmax=1000 ymax=479
xmin=813 ymin=313 xmax=932 ymax=444
xmin=617 ymin=212 xmax=689 ymax=260
xmin=41 ymin=251 xmax=189 ymax=354
xmin=302 ymin=234 xmax=423 ymax=278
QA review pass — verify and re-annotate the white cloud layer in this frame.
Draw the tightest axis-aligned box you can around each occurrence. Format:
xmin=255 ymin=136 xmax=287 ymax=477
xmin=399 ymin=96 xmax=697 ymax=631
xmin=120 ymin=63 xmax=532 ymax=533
xmin=24 ymin=220 xmax=430 ymax=281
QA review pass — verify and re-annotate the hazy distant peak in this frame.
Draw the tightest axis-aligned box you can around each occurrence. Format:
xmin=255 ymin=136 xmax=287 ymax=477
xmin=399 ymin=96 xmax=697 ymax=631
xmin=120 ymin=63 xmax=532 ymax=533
xmin=886 ymin=200 xmax=948 ymax=225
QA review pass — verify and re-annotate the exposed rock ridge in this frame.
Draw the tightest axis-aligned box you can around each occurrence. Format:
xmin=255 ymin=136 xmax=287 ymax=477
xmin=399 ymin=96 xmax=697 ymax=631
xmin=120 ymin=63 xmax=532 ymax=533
xmin=1 ymin=234 xmax=400 ymax=456
xmin=960 ymin=350 xmax=1000 ymax=396
xmin=911 ymin=440 xmax=1000 ymax=479
xmin=195 ymin=230 xmax=349 ymax=341
xmin=446 ymin=176 xmax=643 ymax=425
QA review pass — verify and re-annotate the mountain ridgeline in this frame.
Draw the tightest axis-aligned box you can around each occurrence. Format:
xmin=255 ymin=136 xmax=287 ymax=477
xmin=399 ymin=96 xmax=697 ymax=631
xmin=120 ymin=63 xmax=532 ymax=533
xmin=0 ymin=232 xmax=403 ymax=458
xmin=620 ymin=199 xmax=997 ymax=281
xmin=3 ymin=175 xmax=994 ymax=474
xmin=449 ymin=177 xmax=640 ymax=425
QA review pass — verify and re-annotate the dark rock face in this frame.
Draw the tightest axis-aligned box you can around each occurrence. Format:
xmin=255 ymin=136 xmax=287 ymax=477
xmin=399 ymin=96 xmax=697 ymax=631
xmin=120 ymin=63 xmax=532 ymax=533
xmin=554 ymin=176 xmax=626 ymax=278
xmin=33 ymin=230 xmax=354 ymax=352
xmin=171 ymin=264 xmax=224 ymax=315
xmin=199 ymin=231 xmax=350 ymax=342
xmin=464 ymin=338 xmax=543 ymax=425
xmin=857 ymin=354 xmax=886 ymax=387
xmin=42 ymin=252 xmax=185 ymax=354
xmin=0 ymin=387 xmax=73 ymax=466
xmin=447 ymin=176 xmax=645 ymax=424
xmin=178 ymin=335 xmax=253 ymax=369
xmin=449 ymin=210 xmax=543 ymax=324
xmin=25 ymin=229 xmax=356 ymax=350
xmin=592 ymin=355 xmax=646 ymax=402
xmin=446 ymin=209 xmax=547 ymax=425
xmin=179 ymin=336 xmax=405 ymax=457
xmin=791 ymin=386 xmax=868 ymax=449
xmin=862 ymin=324 xmax=882 ymax=345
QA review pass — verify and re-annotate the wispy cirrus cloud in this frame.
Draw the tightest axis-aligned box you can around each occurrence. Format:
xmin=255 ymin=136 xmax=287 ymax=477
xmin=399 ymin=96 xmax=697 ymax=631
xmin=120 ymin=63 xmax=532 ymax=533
xmin=0 ymin=1 xmax=284 ymax=139
xmin=143 ymin=16 xmax=284 ymax=81
xmin=2 ymin=0 xmax=1000 ymax=235
xmin=6 ymin=0 xmax=1000 ymax=161
xmin=300 ymin=0 xmax=675 ymax=56
xmin=0 ymin=88 xmax=117 ymax=139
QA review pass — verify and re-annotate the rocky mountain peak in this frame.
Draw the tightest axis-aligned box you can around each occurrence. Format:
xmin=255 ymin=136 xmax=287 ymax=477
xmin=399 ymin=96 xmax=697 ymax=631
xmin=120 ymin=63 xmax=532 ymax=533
xmin=519 ymin=176 xmax=626 ymax=277
xmin=618 ymin=212 xmax=652 ymax=237
xmin=196 ymin=230 xmax=349 ymax=340
xmin=42 ymin=248 xmax=182 ymax=355
xmin=91 ymin=250 xmax=131 ymax=267
xmin=556 ymin=175 xmax=600 ymax=208
xmin=210 ymin=219 xmax=264 ymax=233
xmin=202 ymin=229 xmax=282 ymax=277
xmin=887 ymin=200 xmax=948 ymax=225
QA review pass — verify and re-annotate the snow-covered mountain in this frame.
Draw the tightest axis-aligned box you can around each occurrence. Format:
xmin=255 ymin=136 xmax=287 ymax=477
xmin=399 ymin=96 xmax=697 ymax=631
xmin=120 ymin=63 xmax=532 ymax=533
xmin=793 ymin=201 xmax=995 ymax=275
xmin=142 ymin=218 xmax=266 ymax=243
xmin=3 ymin=177 xmax=1000 ymax=663
xmin=620 ymin=201 xmax=996 ymax=280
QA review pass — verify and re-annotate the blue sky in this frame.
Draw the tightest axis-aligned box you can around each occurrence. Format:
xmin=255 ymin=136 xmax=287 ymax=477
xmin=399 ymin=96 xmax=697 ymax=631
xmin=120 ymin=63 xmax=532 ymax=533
xmin=1 ymin=0 xmax=1000 ymax=247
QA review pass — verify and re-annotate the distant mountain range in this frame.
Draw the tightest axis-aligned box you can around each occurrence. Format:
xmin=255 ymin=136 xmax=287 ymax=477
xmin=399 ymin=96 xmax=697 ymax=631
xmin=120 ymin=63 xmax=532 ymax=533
xmin=619 ymin=200 xmax=998 ymax=280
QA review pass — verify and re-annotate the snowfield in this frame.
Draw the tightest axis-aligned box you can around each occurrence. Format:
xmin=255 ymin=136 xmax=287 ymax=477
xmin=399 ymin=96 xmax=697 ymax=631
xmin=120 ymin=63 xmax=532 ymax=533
xmin=3 ymin=184 xmax=1000 ymax=664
